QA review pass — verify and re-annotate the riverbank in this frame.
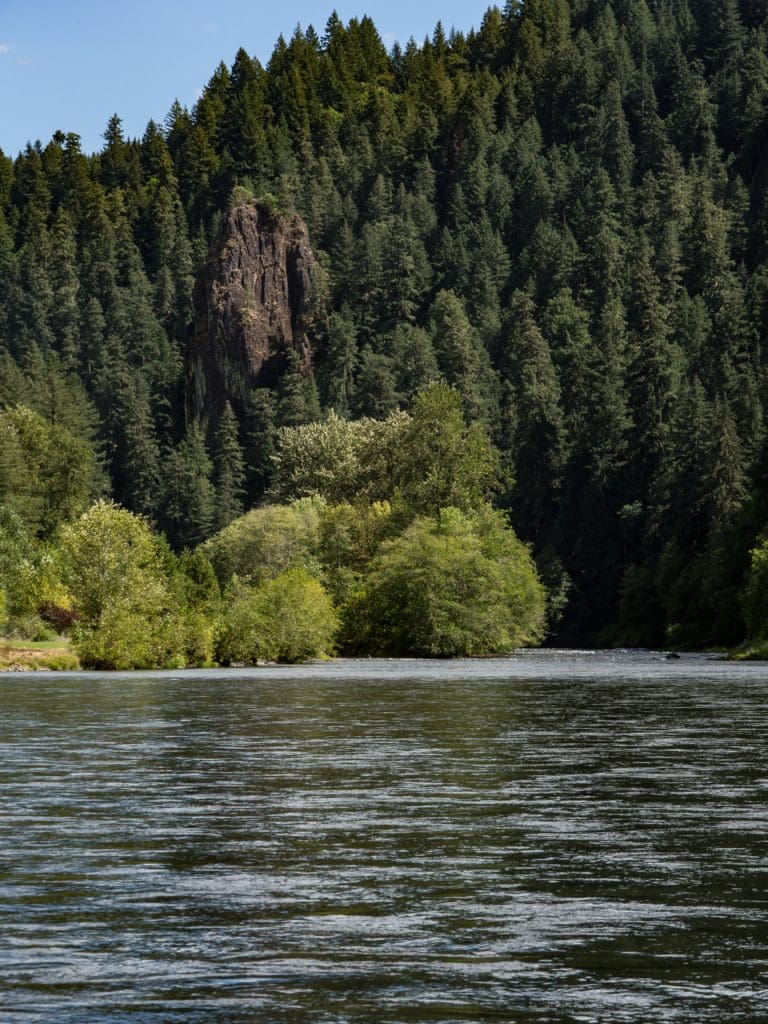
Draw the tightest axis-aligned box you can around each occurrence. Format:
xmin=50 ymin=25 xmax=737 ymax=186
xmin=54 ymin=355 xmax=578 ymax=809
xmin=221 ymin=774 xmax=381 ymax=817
xmin=730 ymin=642 xmax=768 ymax=661
xmin=0 ymin=638 xmax=80 ymax=672
xmin=0 ymin=641 xmax=758 ymax=673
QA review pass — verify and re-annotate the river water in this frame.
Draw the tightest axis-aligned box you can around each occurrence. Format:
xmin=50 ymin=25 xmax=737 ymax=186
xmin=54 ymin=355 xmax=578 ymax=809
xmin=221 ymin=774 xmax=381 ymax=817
xmin=1 ymin=651 xmax=767 ymax=1023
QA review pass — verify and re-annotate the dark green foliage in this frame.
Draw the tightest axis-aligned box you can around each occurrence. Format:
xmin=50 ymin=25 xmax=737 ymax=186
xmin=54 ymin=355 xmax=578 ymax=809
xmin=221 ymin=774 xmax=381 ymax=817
xmin=159 ymin=424 xmax=216 ymax=550
xmin=212 ymin=402 xmax=246 ymax=531
xmin=0 ymin=406 xmax=99 ymax=537
xmin=6 ymin=3 xmax=768 ymax=647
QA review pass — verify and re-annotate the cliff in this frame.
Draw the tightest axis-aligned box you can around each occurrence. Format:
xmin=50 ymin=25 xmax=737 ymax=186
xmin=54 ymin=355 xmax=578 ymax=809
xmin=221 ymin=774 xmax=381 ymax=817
xmin=188 ymin=201 xmax=315 ymax=419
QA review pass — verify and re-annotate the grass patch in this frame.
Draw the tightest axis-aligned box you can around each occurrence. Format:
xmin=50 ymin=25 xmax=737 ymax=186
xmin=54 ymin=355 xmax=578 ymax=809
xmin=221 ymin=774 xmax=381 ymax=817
xmin=729 ymin=642 xmax=768 ymax=661
xmin=2 ymin=637 xmax=72 ymax=651
xmin=0 ymin=637 xmax=80 ymax=671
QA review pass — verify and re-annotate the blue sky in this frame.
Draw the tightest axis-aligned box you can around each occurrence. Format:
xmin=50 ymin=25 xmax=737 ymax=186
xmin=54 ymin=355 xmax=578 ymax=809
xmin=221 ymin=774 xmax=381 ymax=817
xmin=0 ymin=0 xmax=494 ymax=156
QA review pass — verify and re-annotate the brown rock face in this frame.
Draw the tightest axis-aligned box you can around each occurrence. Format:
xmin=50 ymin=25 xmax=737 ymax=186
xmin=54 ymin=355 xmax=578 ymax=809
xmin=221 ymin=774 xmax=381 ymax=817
xmin=188 ymin=201 xmax=314 ymax=419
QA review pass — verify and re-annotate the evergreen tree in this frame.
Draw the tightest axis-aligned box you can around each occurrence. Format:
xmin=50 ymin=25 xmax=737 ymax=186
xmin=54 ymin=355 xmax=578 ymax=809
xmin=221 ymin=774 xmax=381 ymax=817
xmin=160 ymin=425 xmax=216 ymax=549
xmin=213 ymin=402 xmax=247 ymax=531
xmin=500 ymin=292 xmax=566 ymax=545
xmin=4 ymin=4 xmax=768 ymax=647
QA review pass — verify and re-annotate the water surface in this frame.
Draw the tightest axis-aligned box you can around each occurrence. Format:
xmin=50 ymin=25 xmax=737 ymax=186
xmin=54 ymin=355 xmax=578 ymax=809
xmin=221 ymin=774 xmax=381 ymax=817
xmin=1 ymin=651 xmax=767 ymax=1022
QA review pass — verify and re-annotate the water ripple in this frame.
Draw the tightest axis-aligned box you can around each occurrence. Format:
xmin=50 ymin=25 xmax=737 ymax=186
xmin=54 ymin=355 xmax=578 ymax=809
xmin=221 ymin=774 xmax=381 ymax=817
xmin=1 ymin=651 xmax=767 ymax=1022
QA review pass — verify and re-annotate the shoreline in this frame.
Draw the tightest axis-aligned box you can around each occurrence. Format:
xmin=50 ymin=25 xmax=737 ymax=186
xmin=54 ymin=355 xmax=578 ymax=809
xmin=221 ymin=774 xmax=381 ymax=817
xmin=0 ymin=647 xmax=753 ymax=678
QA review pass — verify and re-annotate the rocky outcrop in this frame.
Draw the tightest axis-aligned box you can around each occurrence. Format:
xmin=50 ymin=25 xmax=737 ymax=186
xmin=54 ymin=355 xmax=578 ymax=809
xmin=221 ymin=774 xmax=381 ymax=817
xmin=188 ymin=201 xmax=315 ymax=419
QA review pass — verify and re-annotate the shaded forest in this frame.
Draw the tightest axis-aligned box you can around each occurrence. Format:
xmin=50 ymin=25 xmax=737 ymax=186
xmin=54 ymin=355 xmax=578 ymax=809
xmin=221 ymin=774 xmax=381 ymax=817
xmin=3 ymin=0 xmax=768 ymax=648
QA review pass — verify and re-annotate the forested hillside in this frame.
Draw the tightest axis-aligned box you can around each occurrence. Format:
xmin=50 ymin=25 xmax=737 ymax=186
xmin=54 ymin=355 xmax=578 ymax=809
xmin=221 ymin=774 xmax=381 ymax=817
xmin=3 ymin=0 xmax=768 ymax=647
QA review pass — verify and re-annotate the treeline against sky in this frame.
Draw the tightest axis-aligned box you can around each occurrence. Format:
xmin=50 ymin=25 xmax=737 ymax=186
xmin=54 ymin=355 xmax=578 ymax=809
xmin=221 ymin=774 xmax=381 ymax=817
xmin=3 ymin=0 xmax=768 ymax=647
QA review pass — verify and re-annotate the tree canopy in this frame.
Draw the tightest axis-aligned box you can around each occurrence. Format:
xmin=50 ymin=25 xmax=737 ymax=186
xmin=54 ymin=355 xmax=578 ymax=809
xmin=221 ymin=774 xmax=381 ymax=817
xmin=4 ymin=3 xmax=768 ymax=648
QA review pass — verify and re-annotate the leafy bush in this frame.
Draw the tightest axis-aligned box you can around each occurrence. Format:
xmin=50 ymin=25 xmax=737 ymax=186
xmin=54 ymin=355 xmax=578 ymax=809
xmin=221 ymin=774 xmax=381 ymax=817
xmin=318 ymin=501 xmax=395 ymax=602
xmin=0 ymin=509 xmax=66 ymax=637
xmin=269 ymin=386 xmax=498 ymax=517
xmin=218 ymin=569 xmax=338 ymax=664
xmin=345 ymin=505 xmax=546 ymax=657
xmin=59 ymin=502 xmax=193 ymax=669
xmin=0 ymin=506 xmax=35 ymax=625
xmin=59 ymin=501 xmax=165 ymax=620
xmin=270 ymin=411 xmax=408 ymax=504
xmin=203 ymin=498 xmax=325 ymax=586
xmin=71 ymin=597 xmax=181 ymax=670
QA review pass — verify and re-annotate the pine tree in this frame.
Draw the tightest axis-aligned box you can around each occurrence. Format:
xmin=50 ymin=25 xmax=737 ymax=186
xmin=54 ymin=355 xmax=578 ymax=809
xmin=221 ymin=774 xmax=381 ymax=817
xmin=499 ymin=292 xmax=566 ymax=544
xmin=48 ymin=208 xmax=81 ymax=369
xmin=160 ymin=424 xmax=215 ymax=549
xmin=319 ymin=311 xmax=358 ymax=416
xmin=213 ymin=402 xmax=247 ymax=531
xmin=429 ymin=289 xmax=498 ymax=425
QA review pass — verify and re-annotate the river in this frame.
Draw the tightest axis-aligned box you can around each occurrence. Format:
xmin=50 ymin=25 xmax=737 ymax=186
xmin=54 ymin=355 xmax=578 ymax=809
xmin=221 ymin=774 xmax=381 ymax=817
xmin=1 ymin=650 xmax=767 ymax=1022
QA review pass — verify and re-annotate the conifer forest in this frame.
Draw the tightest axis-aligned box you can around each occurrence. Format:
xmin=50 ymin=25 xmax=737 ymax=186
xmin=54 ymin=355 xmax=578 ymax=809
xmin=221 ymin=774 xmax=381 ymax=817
xmin=4 ymin=0 xmax=768 ymax=660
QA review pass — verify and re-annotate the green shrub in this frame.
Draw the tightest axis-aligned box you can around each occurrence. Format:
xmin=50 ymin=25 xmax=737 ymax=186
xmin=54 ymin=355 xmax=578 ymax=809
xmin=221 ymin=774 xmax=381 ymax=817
xmin=317 ymin=501 xmax=394 ymax=602
xmin=344 ymin=505 xmax=546 ymax=657
xmin=39 ymin=651 xmax=81 ymax=671
xmin=203 ymin=498 xmax=325 ymax=586
xmin=270 ymin=411 xmax=409 ymax=504
xmin=0 ymin=507 xmax=36 ymax=626
xmin=72 ymin=597 xmax=165 ymax=670
xmin=178 ymin=608 xmax=216 ymax=667
xmin=60 ymin=502 xmax=185 ymax=669
xmin=218 ymin=569 xmax=338 ymax=664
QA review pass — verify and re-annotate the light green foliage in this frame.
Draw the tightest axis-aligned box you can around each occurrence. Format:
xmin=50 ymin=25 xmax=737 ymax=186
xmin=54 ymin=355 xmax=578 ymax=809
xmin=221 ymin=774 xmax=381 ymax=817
xmin=72 ymin=595 xmax=177 ymax=671
xmin=0 ymin=506 xmax=34 ymax=599
xmin=217 ymin=569 xmax=338 ymax=664
xmin=346 ymin=505 xmax=546 ymax=657
xmin=393 ymin=383 xmax=499 ymax=518
xmin=270 ymin=385 xmax=498 ymax=522
xmin=10 ymin=546 xmax=71 ymax=626
xmin=175 ymin=548 xmax=221 ymax=610
xmin=742 ymin=539 xmax=768 ymax=642
xmin=269 ymin=411 xmax=408 ymax=504
xmin=205 ymin=496 xmax=396 ymax=606
xmin=166 ymin=548 xmax=220 ymax=667
xmin=318 ymin=501 xmax=394 ymax=571
xmin=59 ymin=500 xmax=210 ymax=669
xmin=0 ymin=506 xmax=50 ymax=636
xmin=318 ymin=500 xmax=394 ymax=602
xmin=0 ymin=406 xmax=98 ymax=536
xmin=59 ymin=501 xmax=167 ymax=622
xmin=203 ymin=497 xmax=325 ymax=586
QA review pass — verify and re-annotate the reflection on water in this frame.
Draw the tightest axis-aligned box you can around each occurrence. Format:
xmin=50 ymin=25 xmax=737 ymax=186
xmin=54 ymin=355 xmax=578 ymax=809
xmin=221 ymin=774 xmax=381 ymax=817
xmin=1 ymin=651 xmax=767 ymax=1022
